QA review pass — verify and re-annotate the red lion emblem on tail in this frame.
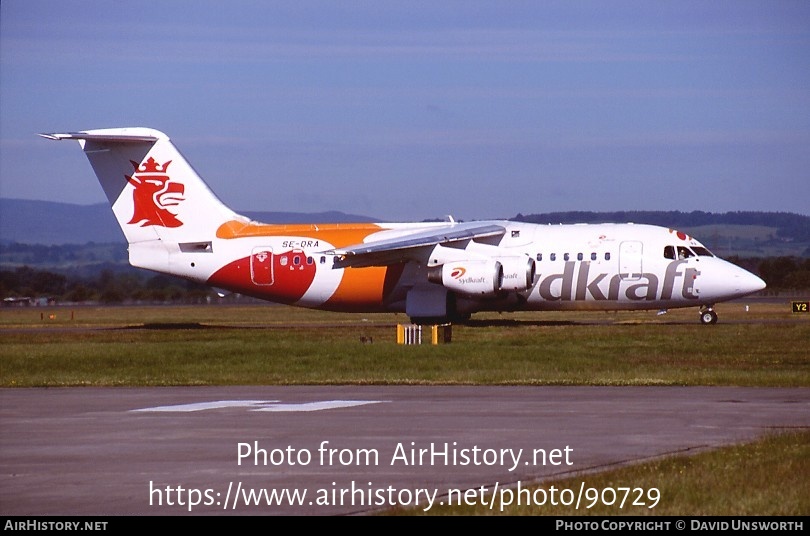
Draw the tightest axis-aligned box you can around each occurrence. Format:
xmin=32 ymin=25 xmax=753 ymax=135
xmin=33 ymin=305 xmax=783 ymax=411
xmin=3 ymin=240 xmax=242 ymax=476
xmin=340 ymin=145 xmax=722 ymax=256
xmin=126 ymin=157 xmax=185 ymax=227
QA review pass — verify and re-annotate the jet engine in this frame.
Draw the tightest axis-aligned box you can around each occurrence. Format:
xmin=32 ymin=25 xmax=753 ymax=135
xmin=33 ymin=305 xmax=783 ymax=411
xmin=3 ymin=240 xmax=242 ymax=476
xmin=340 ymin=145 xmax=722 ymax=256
xmin=426 ymin=257 xmax=535 ymax=297
xmin=498 ymin=256 xmax=536 ymax=291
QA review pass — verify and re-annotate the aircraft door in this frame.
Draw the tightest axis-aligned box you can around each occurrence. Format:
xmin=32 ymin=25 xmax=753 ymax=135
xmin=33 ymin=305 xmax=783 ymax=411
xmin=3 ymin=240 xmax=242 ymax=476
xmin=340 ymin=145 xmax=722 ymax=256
xmin=251 ymin=247 xmax=274 ymax=285
xmin=619 ymin=241 xmax=643 ymax=281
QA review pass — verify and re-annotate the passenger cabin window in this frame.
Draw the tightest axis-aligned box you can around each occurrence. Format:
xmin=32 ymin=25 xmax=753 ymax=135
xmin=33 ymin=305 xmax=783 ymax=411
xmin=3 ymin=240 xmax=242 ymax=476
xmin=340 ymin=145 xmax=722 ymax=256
xmin=550 ymin=253 xmax=557 ymax=261
xmin=591 ymin=252 xmax=597 ymax=261
xmin=664 ymin=246 xmax=676 ymax=260
xmin=605 ymin=252 xmax=611 ymax=261
xmin=536 ymin=253 xmax=543 ymax=261
xmin=577 ymin=253 xmax=583 ymax=261
xmin=564 ymin=253 xmax=570 ymax=261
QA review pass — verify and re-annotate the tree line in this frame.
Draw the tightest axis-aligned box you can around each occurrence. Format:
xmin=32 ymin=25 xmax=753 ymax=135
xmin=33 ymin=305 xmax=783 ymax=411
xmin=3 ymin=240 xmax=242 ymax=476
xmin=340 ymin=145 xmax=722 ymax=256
xmin=0 ymin=266 xmax=213 ymax=304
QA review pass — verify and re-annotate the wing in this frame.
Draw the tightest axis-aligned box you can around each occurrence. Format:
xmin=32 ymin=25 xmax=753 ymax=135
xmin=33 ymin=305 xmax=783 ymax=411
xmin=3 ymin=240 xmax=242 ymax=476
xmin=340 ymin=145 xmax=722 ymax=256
xmin=325 ymin=221 xmax=506 ymax=268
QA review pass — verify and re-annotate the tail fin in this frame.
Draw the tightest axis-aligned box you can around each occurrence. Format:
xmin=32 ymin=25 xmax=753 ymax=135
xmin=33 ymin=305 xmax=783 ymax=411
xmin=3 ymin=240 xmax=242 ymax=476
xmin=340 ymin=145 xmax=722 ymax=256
xmin=40 ymin=127 xmax=246 ymax=276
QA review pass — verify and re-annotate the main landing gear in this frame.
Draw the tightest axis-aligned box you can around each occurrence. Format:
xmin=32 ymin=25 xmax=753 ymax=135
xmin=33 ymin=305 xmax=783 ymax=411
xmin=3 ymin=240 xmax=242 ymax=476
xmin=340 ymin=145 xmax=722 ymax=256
xmin=699 ymin=306 xmax=718 ymax=325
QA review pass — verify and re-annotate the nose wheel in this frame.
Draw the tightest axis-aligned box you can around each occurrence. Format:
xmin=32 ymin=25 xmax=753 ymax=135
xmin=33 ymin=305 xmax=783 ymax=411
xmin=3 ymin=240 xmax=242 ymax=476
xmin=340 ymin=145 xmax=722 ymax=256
xmin=699 ymin=307 xmax=718 ymax=325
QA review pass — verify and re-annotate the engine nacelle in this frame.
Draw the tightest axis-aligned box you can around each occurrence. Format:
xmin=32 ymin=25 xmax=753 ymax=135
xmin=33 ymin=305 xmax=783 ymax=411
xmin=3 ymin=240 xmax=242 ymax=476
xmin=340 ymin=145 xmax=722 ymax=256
xmin=427 ymin=260 xmax=503 ymax=297
xmin=498 ymin=256 xmax=536 ymax=292
xmin=426 ymin=256 xmax=536 ymax=297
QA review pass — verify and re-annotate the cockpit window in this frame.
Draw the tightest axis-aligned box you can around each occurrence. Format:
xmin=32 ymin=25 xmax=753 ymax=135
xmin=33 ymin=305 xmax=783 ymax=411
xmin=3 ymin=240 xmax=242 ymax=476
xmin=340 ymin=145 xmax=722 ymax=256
xmin=677 ymin=246 xmax=695 ymax=259
xmin=664 ymin=246 xmax=676 ymax=260
xmin=691 ymin=246 xmax=715 ymax=257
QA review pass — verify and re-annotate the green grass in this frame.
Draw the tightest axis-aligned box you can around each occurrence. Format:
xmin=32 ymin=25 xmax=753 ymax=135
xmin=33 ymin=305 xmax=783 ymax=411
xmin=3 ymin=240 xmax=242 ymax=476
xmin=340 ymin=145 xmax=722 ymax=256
xmin=387 ymin=430 xmax=809 ymax=516
xmin=7 ymin=323 xmax=806 ymax=386
xmin=1 ymin=302 xmax=808 ymax=387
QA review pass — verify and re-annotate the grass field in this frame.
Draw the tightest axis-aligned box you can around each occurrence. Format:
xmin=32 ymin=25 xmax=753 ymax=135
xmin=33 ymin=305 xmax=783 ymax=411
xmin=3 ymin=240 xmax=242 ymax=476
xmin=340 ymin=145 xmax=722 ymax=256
xmin=1 ymin=300 xmax=808 ymax=515
xmin=386 ymin=429 xmax=810 ymax=516
xmin=1 ymin=301 xmax=807 ymax=387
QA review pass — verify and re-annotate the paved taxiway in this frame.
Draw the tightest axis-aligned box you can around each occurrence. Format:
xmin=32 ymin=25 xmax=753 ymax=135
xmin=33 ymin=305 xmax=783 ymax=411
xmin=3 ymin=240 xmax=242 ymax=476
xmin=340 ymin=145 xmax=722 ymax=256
xmin=1 ymin=386 xmax=808 ymax=515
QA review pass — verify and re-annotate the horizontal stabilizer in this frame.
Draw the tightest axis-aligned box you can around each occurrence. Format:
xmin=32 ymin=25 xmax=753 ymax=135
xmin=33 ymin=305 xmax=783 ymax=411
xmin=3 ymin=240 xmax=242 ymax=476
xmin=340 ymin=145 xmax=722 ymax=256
xmin=40 ymin=132 xmax=158 ymax=143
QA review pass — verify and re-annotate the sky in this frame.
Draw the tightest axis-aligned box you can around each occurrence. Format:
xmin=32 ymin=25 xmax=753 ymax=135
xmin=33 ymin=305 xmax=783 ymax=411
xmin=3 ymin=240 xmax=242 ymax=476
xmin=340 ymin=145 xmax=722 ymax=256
xmin=1 ymin=1 xmax=809 ymax=222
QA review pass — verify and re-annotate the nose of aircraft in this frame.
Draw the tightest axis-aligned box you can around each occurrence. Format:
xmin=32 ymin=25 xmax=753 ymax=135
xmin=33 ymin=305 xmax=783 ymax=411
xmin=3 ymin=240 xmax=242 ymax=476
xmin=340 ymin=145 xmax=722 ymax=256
xmin=730 ymin=263 xmax=767 ymax=297
xmin=699 ymin=258 xmax=767 ymax=301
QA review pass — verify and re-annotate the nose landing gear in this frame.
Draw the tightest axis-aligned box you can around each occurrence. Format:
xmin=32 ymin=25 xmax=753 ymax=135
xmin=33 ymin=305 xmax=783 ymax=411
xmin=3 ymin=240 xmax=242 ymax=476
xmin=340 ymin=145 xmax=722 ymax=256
xmin=699 ymin=306 xmax=718 ymax=325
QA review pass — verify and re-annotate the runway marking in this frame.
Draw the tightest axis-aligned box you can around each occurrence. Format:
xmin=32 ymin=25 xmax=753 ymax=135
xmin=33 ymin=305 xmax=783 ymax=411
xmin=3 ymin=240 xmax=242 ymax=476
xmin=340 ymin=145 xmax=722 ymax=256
xmin=130 ymin=399 xmax=384 ymax=413
xmin=252 ymin=400 xmax=385 ymax=412
xmin=131 ymin=400 xmax=277 ymax=412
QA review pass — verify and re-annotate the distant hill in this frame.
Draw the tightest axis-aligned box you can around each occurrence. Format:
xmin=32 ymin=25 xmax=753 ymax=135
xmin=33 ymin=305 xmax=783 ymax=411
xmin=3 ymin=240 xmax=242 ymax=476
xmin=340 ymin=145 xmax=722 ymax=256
xmin=0 ymin=198 xmax=378 ymax=245
xmin=1 ymin=199 xmax=808 ymax=258
xmin=0 ymin=200 xmax=125 ymax=245
xmin=512 ymin=210 xmax=810 ymax=241
xmin=512 ymin=211 xmax=810 ymax=258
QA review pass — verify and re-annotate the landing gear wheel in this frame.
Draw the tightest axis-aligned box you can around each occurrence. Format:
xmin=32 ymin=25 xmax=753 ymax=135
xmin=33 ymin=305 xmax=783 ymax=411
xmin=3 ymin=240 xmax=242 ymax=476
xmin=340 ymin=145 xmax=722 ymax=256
xmin=700 ymin=309 xmax=718 ymax=325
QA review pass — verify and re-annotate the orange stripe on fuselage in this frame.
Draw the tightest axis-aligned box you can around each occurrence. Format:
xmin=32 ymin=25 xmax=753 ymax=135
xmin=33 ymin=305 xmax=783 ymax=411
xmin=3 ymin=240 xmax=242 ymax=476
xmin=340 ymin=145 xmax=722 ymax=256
xmin=216 ymin=220 xmax=384 ymax=248
xmin=322 ymin=264 xmax=400 ymax=311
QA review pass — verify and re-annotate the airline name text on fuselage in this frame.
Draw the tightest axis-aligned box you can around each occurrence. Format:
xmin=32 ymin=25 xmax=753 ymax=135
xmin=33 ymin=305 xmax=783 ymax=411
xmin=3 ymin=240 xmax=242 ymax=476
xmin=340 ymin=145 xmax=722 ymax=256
xmin=535 ymin=259 xmax=699 ymax=301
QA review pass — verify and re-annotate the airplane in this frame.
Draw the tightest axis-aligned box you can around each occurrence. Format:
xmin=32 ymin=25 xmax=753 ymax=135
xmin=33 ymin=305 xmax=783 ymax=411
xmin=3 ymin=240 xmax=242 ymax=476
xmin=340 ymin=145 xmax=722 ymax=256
xmin=40 ymin=127 xmax=766 ymax=325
